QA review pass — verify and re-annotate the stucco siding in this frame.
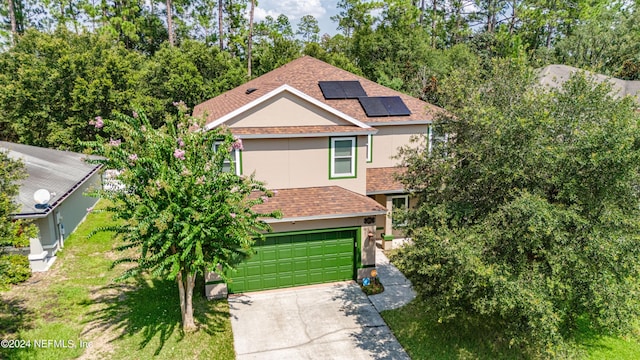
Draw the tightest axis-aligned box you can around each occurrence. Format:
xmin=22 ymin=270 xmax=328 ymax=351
xmin=226 ymin=92 xmax=352 ymax=128
xmin=368 ymin=125 xmax=428 ymax=168
xmin=241 ymin=136 xmax=367 ymax=194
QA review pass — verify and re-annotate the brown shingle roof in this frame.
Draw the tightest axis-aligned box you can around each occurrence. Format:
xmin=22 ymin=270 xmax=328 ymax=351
xmin=230 ymin=125 xmax=376 ymax=137
xmin=366 ymin=167 xmax=407 ymax=195
xmin=253 ymin=186 xmax=387 ymax=221
xmin=194 ymin=56 xmax=441 ymax=126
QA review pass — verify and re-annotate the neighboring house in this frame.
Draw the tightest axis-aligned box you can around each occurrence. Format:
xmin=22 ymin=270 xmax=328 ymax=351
xmin=538 ymin=64 xmax=640 ymax=107
xmin=194 ymin=56 xmax=442 ymax=295
xmin=1 ymin=142 xmax=102 ymax=271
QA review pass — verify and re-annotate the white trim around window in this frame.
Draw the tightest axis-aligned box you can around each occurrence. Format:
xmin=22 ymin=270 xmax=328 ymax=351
xmin=428 ymin=125 xmax=449 ymax=155
xmin=330 ymin=137 xmax=356 ymax=178
xmin=390 ymin=195 xmax=409 ymax=227
xmin=213 ymin=141 xmax=242 ymax=176
xmin=366 ymin=134 xmax=373 ymax=163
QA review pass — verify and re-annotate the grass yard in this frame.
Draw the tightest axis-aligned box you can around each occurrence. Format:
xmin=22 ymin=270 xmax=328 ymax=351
xmin=0 ymin=200 xmax=235 ymax=360
xmin=381 ymin=293 xmax=640 ymax=359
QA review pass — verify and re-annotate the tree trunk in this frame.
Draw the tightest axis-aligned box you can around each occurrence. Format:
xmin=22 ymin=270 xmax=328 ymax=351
xmin=8 ymin=0 xmax=17 ymax=44
xmin=218 ymin=0 xmax=224 ymax=50
xmin=166 ymin=0 xmax=175 ymax=46
xmin=486 ymin=0 xmax=495 ymax=33
xmin=508 ymin=0 xmax=517 ymax=35
xmin=69 ymin=0 xmax=79 ymax=34
xmin=177 ymin=270 xmax=197 ymax=332
xmin=247 ymin=0 xmax=254 ymax=77
xmin=430 ymin=0 xmax=437 ymax=48
xmin=418 ymin=0 xmax=425 ymax=25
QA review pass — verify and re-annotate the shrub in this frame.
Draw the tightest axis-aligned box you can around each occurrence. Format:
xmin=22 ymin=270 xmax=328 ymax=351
xmin=0 ymin=254 xmax=31 ymax=288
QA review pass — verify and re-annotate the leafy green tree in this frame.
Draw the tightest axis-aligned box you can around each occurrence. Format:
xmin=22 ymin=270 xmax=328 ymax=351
xmin=0 ymin=29 xmax=147 ymax=150
xmin=0 ymin=150 xmax=34 ymax=248
xmin=251 ymin=15 xmax=301 ymax=76
xmin=0 ymin=150 xmax=35 ymax=287
xmin=551 ymin=3 xmax=640 ymax=77
xmin=139 ymin=39 xmax=245 ymax=120
xmin=85 ymin=107 xmax=280 ymax=331
xmin=394 ymin=59 xmax=640 ymax=355
xmin=296 ymin=14 xmax=320 ymax=43
xmin=331 ymin=0 xmax=381 ymax=37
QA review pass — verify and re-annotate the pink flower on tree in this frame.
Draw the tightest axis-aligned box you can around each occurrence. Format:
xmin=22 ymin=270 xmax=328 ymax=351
xmin=173 ymin=100 xmax=188 ymax=112
xmin=109 ymin=138 xmax=121 ymax=146
xmin=232 ymin=137 xmax=244 ymax=151
xmin=132 ymin=111 xmax=139 ymax=118
xmin=128 ymin=154 xmax=138 ymax=161
xmin=230 ymin=213 xmax=237 ymax=218
xmin=177 ymin=138 xmax=185 ymax=148
xmin=93 ymin=116 xmax=104 ymax=128
xmin=174 ymin=148 xmax=186 ymax=160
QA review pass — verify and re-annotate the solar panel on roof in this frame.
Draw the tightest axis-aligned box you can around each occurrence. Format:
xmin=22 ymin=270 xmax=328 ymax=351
xmin=341 ymin=81 xmax=367 ymax=98
xmin=318 ymin=81 xmax=345 ymax=99
xmin=358 ymin=96 xmax=412 ymax=117
xmin=358 ymin=97 xmax=389 ymax=117
xmin=318 ymin=81 xmax=367 ymax=99
xmin=381 ymin=96 xmax=411 ymax=116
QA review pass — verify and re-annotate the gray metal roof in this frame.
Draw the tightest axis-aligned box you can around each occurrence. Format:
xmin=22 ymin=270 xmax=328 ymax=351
xmin=0 ymin=141 xmax=102 ymax=217
xmin=538 ymin=65 xmax=640 ymax=105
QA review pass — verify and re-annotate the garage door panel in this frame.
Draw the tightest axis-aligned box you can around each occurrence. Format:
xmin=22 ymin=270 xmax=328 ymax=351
xmin=322 ymin=258 xmax=340 ymax=268
xmin=293 ymin=259 xmax=309 ymax=271
xmin=294 ymin=273 xmax=308 ymax=284
xmin=277 ymin=274 xmax=294 ymax=287
xmin=229 ymin=229 xmax=356 ymax=293
xmin=244 ymin=264 xmax=264 ymax=277
xmin=261 ymin=248 xmax=277 ymax=261
xmin=261 ymin=277 xmax=278 ymax=290
xmin=309 ymin=257 xmax=324 ymax=269
xmin=278 ymin=261 xmax=294 ymax=272
xmin=323 ymin=269 xmax=339 ymax=281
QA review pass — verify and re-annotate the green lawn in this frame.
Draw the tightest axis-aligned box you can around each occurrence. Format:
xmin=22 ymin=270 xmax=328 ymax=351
xmin=382 ymin=295 xmax=640 ymax=359
xmin=0 ymin=200 xmax=235 ymax=360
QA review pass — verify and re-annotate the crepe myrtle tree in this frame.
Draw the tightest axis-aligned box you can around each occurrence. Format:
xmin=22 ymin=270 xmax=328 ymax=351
xmin=84 ymin=103 xmax=280 ymax=332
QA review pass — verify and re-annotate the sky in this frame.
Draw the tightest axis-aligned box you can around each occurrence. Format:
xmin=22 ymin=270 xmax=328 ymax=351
xmin=254 ymin=0 xmax=341 ymax=36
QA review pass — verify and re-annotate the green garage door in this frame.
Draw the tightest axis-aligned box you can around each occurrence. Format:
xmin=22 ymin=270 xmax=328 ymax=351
xmin=229 ymin=228 xmax=357 ymax=293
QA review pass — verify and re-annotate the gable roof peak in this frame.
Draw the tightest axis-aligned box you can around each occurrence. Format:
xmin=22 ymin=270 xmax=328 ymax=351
xmin=194 ymin=56 xmax=441 ymax=126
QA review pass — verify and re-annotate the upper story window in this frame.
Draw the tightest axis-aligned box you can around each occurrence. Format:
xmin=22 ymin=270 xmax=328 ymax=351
xmin=213 ymin=141 xmax=242 ymax=176
xmin=428 ymin=125 xmax=448 ymax=156
xmin=330 ymin=137 xmax=356 ymax=179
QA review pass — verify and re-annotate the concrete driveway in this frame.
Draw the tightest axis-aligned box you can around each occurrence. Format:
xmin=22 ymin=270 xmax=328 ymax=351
xmin=228 ymin=282 xmax=410 ymax=360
